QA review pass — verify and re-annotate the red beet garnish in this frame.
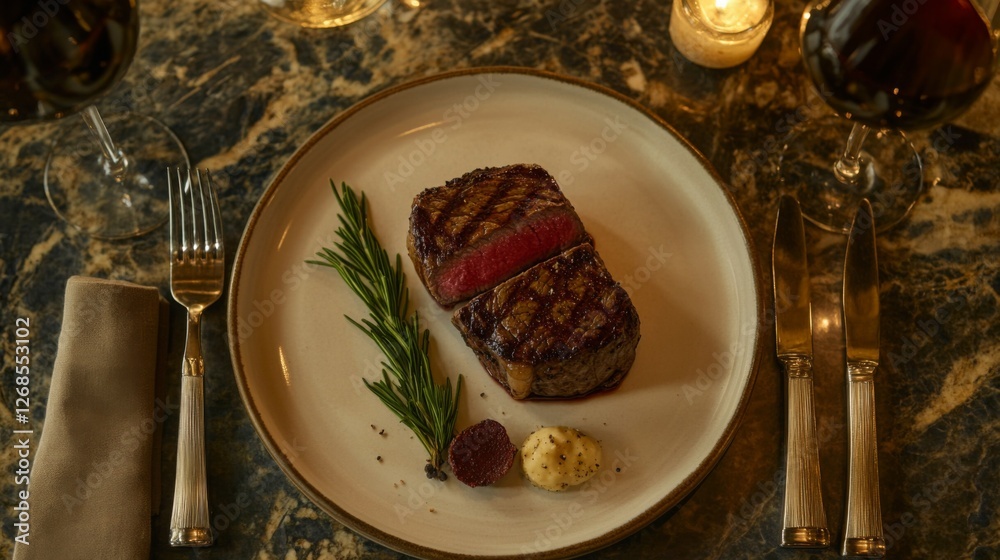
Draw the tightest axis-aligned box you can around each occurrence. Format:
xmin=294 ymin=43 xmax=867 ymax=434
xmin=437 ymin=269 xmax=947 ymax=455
xmin=448 ymin=419 xmax=517 ymax=488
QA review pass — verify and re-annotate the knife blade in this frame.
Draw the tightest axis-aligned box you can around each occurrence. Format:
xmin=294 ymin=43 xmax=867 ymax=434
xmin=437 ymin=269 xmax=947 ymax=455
xmin=841 ymin=199 xmax=886 ymax=558
xmin=774 ymin=195 xmax=813 ymax=359
xmin=844 ymin=201 xmax=881 ymax=364
xmin=772 ymin=195 xmax=830 ymax=549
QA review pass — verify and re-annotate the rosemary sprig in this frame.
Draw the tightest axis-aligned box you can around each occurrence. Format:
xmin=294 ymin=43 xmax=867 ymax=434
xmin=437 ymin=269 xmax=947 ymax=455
xmin=308 ymin=181 xmax=462 ymax=479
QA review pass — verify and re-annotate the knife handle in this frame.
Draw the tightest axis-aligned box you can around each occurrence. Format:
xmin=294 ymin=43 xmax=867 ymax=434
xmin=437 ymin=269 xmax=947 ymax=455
xmin=780 ymin=356 xmax=831 ymax=548
xmin=843 ymin=361 xmax=885 ymax=557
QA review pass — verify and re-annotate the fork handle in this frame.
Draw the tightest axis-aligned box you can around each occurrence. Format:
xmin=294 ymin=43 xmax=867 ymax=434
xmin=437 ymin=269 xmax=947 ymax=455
xmin=170 ymin=313 xmax=213 ymax=547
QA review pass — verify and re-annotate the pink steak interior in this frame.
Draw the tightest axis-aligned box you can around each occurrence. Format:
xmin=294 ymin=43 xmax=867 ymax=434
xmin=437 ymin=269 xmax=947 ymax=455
xmin=436 ymin=213 xmax=583 ymax=303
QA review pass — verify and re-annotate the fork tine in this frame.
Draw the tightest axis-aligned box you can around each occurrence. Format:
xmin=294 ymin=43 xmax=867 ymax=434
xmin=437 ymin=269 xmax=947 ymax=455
xmin=168 ymin=168 xmax=181 ymax=259
xmin=179 ymin=167 xmax=192 ymax=258
xmin=205 ymin=170 xmax=223 ymax=258
xmin=183 ymin=167 xmax=191 ymax=257
xmin=195 ymin=169 xmax=211 ymax=259
xmin=187 ymin=168 xmax=200 ymax=258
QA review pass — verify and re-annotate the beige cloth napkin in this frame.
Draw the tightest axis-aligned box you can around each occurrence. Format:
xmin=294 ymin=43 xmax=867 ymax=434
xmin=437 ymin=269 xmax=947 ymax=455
xmin=13 ymin=276 xmax=170 ymax=560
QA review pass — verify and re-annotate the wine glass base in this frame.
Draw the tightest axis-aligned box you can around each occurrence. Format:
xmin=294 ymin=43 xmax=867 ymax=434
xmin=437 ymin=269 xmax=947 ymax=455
xmin=45 ymin=112 xmax=189 ymax=240
xmin=778 ymin=116 xmax=923 ymax=234
xmin=258 ymin=0 xmax=388 ymax=28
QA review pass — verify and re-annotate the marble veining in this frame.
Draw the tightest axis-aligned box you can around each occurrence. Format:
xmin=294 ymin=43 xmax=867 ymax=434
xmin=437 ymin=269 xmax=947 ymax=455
xmin=1 ymin=0 xmax=998 ymax=558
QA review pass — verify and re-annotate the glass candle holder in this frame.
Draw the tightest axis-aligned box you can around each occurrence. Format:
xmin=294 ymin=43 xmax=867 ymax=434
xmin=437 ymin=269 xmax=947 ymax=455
xmin=258 ymin=0 xmax=388 ymax=28
xmin=669 ymin=0 xmax=774 ymax=68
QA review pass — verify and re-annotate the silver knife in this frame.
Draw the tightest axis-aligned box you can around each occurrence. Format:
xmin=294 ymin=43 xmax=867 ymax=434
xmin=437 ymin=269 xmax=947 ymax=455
xmin=841 ymin=199 xmax=886 ymax=557
xmin=773 ymin=195 xmax=831 ymax=549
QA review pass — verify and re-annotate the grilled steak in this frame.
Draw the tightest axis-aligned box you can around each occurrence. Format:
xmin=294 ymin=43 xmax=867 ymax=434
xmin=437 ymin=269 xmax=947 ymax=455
xmin=407 ymin=164 xmax=590 ymax=307
xmin=452 ymin=244 xmax=640 ymax=400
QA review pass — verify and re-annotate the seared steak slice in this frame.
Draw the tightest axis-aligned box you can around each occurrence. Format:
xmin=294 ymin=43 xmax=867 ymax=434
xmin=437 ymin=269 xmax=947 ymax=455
xmin=408 ymin=164 xmax=590 ymax=307
xmin=452 ymin=244 xmax=640 ymax=400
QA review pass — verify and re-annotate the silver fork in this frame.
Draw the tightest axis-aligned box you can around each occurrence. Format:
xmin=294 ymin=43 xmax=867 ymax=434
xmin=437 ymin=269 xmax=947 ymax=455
xmin=167 ymin=168 xmax=223 ymax=547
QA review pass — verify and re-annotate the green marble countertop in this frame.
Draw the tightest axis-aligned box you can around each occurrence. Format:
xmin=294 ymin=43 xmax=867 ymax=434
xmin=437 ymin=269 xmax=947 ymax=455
xmin=2 ymin=0 xmax=998 ymax=558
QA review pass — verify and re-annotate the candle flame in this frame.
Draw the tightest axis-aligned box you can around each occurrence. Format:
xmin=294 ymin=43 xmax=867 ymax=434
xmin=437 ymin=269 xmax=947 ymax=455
xmin=715 ymin=0 xmax=729 ymax=11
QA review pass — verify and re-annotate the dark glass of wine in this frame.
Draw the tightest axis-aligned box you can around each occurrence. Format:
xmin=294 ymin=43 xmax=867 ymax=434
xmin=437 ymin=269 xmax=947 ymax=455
xmin=1 ymin=0 xmax=188 ymax=238
xmin=779 ymin=0 xmax=998 ymax=233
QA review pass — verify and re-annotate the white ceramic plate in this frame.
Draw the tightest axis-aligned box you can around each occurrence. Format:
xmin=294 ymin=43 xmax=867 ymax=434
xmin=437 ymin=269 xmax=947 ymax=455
xmin=228 ymin=67 xmax=763 ymax=559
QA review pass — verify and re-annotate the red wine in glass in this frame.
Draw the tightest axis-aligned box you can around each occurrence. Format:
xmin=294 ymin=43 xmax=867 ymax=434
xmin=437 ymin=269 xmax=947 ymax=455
xmin=802 ymin=0 xmax=995 ymax=131
xmin=780 ymin=0 xmax=997 ymax=232
xmin=1 ymin=0 xmax=137 ymax=120
xmin=1 ymin=0 xmax=189 ymax=239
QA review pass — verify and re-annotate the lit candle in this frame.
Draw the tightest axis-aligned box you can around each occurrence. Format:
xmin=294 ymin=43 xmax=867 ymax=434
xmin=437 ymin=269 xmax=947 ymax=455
xmin=669 ymin=0 xmax=773 ymax=68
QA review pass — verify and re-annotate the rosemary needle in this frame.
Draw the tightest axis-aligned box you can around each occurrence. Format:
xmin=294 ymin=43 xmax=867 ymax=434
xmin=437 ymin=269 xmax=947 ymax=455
xmin=308 ymin=181 xmax=462 ymax=479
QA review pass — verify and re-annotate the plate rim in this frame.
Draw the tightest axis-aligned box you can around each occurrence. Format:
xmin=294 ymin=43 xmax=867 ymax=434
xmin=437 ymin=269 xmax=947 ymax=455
xmin=226 ymin=65 xmax=765 ymax=560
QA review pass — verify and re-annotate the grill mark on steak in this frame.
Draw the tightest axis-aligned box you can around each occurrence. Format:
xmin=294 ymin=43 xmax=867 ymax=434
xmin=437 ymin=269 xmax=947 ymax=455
xmin=452 ymin=243 xmax=640 ymax=399
xmin=451 ymin=174 xmax=518 ymax=249
xmin=432 ymin=166 xmax=563 ymax=258
xmin=408 ymin=164 xmax=590 ymax=306
xmin=507 ymin=262 xmax=588 ymax=360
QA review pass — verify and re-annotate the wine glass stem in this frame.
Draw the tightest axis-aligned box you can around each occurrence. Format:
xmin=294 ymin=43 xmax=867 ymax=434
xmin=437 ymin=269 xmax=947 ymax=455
xmin=833 ymin=123 xmax=871 ymax=185
xmin=82 ymin=105 xmax=129 ymax=179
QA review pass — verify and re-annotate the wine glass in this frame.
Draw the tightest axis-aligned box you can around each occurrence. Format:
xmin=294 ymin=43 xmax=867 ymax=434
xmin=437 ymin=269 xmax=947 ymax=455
xmin=1 ymin=0 xmax=188 ymax=239
xmin=779 ymin=0 xmax=998 ymax=233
